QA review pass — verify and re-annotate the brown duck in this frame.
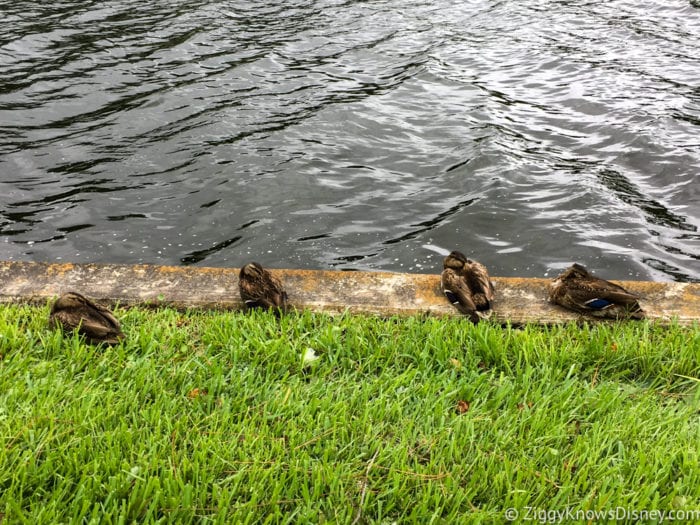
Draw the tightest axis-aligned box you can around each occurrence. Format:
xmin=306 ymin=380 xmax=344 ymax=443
xmin=548 ymin=263 xmax=644 ymax=319
xmin=238 ymin=262 xmax=288 ymax=314
xmin=441 ymin=250 xmax=495 ymax=322
xmin=49 ymin=292 xmax=125 ymax=344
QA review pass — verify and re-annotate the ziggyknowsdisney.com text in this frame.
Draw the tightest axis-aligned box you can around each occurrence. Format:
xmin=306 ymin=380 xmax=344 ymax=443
xmin=504 ymin=506 xmax=700 ymax=523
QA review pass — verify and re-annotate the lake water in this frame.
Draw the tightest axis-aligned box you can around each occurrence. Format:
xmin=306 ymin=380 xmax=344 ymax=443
xmin=1 ymin=0 xmax=699 ymax=282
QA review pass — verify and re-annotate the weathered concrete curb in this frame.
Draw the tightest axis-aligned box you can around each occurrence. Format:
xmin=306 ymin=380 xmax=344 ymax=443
xmin=1 ymin=261 xmax=698 ymax=325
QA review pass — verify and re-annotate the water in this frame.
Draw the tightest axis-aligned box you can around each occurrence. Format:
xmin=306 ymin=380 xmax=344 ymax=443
xmin=1 ymin=0 xmax=699 ymax=282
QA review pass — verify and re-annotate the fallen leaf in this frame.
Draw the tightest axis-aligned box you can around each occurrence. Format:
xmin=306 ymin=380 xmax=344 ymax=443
xmin=449 ymin=358 xmax=462 ymax=370
xmin=187 ymin=388 xmax=208 ymax=399
xmin=563 ymin=461 xmax=578 ymax=473
xmin=455 ymin=400 xmax=470 ymax=414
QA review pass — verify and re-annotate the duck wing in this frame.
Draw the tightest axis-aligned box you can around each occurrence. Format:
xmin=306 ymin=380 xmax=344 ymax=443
xmin=252 ymin=288 xmax=288 ymax=310
xmin=563 ymin=279 xmax=643 ymax=317
xmin=441 ymin=268 xmax=479 ymax=321
xmin=240 ymin=272 xmax=288 ymax=311
xmin=78 ymin=316 xmax=124 ymax=343
xmin=463 ymin=260 xmax=495 ymax=311
xmin=86 ymin=301 xmax=122 ymax=331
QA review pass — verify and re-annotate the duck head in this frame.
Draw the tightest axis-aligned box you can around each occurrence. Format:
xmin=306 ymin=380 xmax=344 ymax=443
xmin=560 ymin=263 xmax=590 ymax=280
xmin=51 ymin=291 xmax=89 ymax=312
xmin=239 ymin=262 xmax=265 ymax=280
xmin=443 ymin=250 xmax=469 ymax=271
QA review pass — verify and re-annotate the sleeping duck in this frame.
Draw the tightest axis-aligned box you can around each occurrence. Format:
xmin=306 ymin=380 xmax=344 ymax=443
xmin=548 ymin=263 xmax=644 ymax=319
xmin=441 ymin=250 xmax=495 ymax=322
xmin=238 ymin=262 xmax=288 ymax=314
xmin=49 ymin=292 xmax=125 ymax=344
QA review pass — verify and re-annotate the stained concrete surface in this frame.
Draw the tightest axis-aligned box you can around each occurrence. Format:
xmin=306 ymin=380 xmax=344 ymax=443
xmin=0 ymin=261 xmax=698 ymax=324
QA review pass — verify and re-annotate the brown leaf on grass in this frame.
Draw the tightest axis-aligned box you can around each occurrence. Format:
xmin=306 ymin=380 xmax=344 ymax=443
xmin=449 ymin=358 xmax=462 ymax=370
xmin=187 ymin=388 xmax=208 ymax=399
xmin=455 ymin=400 xmax=470 ymax=414
xmin=610 ymin=342 xmax=618 ymax=351
xmin=517 ymin=401 xmax=534 ymax=411
xmin=563 ymin=460 xmax=578 ymax=474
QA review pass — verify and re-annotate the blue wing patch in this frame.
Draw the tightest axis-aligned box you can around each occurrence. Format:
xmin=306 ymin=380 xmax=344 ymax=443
xmin=584 ymin=298 xmax=612 ymax=310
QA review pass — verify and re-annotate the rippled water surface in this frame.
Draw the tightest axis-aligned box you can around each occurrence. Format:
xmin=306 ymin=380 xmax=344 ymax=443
xmin=1 ymin=0 xmax=699 ymax=281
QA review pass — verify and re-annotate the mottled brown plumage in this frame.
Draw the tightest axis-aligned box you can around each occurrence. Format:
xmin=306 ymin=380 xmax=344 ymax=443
xmin=548 ymin=263 xmax=644 ymax=319
xmin=441 ymin=251 xmax=495 ymax=322
xmin=238 ymin=262 xmax=288 ymax=314
xmin=49 ymin=292 xmax=125 ymax=344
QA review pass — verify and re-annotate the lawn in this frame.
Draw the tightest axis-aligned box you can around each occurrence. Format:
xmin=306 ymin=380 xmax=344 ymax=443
xmin=0 ymin=304 xmax=698 ymax=523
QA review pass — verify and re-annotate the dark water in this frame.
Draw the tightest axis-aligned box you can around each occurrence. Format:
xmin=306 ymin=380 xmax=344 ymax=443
xmin=1 ymin=0 xmax=699 ymax=281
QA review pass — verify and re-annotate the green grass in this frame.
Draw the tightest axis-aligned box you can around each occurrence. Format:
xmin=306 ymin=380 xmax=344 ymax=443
xmin=1 ymin=304 xmax=699 ymax=524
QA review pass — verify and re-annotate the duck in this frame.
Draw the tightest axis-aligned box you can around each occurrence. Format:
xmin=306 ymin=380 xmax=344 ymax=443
xmin=49 ymin=292 xmax=125 ymax=344
xmin=238 ymin=262 xmax=288 ymax=314
xmin=548 ymin=263 xmax=644 ymax=319
xmin=441 ymin=250 xmax=495 ymax=322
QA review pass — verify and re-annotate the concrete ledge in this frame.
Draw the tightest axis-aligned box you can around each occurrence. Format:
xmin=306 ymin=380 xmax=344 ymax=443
xmin=0 ymin=261 xmax=698 ymax=325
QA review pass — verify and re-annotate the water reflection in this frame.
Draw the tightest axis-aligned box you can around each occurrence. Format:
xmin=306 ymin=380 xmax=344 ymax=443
xmin=0 ymin=0 xmax=698 ymax=281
